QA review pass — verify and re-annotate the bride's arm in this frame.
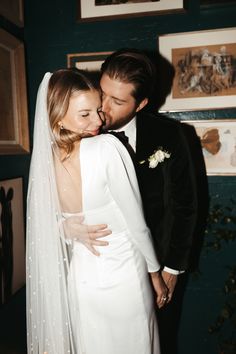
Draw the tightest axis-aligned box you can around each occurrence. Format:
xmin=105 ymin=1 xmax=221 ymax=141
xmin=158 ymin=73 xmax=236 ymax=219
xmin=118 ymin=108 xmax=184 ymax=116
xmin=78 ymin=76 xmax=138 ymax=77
xmin=101 ymin=135 xmax=160 ymax=273
xmin=101 ymin=135 xmax=168 ymax=307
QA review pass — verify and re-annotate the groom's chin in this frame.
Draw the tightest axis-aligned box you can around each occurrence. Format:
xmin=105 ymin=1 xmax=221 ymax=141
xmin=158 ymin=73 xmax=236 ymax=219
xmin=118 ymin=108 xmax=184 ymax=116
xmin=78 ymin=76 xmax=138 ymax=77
xmin=100 ymin=125 xmax=109 ymax=133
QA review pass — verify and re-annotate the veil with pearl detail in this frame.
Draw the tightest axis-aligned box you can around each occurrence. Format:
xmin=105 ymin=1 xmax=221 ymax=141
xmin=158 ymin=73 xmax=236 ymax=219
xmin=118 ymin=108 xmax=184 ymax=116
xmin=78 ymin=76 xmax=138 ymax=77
xmin=26 ymin=73 xmax=84 ymax=354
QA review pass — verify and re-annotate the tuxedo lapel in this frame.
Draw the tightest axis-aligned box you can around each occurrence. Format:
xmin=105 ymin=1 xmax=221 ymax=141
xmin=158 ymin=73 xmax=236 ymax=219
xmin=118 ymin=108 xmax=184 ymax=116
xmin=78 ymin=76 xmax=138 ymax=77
xmin=136 ymin=114 xmax=152 ymax=161
xmin=137 ymin=112 xmax=175 ymax=210
xmin=135 ymin=113 xmax=165 ymax=188
xmin=133 ymin=112 xmax=197 ymax=270
xmin=136 ymin=113 xmax=165 ymax=162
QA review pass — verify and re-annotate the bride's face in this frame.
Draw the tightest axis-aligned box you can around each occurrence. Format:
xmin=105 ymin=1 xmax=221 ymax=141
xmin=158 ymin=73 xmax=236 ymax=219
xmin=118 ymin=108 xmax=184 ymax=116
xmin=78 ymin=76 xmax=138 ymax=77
xmin=61 ymin=89 xmax=104 ymax=137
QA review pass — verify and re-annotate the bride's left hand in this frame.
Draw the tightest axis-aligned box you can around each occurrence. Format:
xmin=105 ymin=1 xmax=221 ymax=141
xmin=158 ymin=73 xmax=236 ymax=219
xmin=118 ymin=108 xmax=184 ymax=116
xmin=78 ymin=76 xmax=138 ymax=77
xmin=150 ymin=272 xmax=168 ymax=308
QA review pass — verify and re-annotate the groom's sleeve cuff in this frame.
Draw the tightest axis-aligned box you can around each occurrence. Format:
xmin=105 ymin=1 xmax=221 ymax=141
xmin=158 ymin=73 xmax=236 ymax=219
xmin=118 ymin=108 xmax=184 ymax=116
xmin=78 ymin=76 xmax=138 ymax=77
xmin=163 ymin=266 xmax=185 ymax=275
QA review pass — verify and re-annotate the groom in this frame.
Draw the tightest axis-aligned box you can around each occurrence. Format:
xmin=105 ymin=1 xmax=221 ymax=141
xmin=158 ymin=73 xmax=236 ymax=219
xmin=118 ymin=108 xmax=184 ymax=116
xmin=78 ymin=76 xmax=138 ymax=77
xmin=99 ymin=49 xmax=197 ymax=354
xmin=100 ymin=48 xmax=197 ymax=285
xmin=66 ymin=48 xmax=197 ymax=354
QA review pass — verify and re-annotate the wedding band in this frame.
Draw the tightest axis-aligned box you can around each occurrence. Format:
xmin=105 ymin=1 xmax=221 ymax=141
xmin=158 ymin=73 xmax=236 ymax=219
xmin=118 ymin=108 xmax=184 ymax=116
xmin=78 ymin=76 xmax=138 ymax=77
xmin=162 ymin=296 xmax=167 ymax=301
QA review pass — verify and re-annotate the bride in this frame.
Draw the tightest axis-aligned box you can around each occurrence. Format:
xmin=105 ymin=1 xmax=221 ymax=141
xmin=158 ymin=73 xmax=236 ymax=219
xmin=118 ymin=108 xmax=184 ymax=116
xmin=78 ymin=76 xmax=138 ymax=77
xmin=26 ymin=68 xmax=167 ymax=354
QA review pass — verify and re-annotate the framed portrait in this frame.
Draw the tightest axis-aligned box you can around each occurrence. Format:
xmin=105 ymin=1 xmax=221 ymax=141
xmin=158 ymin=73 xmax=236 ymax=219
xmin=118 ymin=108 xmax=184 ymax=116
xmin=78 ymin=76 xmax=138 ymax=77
xmin=0 ymin=0 xmax=24 ymax=27
xmin=67 ymin=51 xmax=113 ymax=70
xmin=78 ymin=0 xmax=186 ymax=22
xmin=158 ymin=27 xmax=236 ymax=112
xmin=183 ymin=120 xmax=236 ymax=176
xmin=0 ymin=177 xmax=25 ymax=305
xmin=0 ymin=29 xmax=29 ymax=155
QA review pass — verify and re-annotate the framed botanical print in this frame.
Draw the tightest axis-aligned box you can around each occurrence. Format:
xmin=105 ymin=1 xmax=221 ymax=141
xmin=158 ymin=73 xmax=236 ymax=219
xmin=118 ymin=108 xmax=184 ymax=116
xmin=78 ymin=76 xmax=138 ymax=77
xmin=183 ymin=119 xmax=236 ymax=175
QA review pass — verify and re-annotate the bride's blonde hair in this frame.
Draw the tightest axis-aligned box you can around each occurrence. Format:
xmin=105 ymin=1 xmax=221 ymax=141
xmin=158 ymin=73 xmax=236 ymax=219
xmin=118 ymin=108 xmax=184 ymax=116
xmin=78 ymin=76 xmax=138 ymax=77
xmin=47 ymin=68 xmax=100 ymax=157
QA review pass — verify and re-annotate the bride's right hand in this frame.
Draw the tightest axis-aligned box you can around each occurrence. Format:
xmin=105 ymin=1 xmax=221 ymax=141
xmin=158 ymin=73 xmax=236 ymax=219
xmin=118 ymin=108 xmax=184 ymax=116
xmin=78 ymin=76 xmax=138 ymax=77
xmin=63 ymin=215 xmax=111 ymax=256
xmin=150 ymin=271 xmax=168 ymax=309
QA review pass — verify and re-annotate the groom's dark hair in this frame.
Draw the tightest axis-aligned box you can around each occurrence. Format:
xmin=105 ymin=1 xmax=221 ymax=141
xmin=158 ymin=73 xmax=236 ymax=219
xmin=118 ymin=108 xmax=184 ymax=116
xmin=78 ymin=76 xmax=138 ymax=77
xmin=101 ymin=48 xmax=156 ymax=104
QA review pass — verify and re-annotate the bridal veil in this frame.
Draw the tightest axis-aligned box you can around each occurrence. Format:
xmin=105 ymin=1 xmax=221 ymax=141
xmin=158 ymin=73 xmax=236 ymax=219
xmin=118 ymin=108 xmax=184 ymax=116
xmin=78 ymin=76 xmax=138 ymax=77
xmin=26 ymin=73 xmax=82 ymax=354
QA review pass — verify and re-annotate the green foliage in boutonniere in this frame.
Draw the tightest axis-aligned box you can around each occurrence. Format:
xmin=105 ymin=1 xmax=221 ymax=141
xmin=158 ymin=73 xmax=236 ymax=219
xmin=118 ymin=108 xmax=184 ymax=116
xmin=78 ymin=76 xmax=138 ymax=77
xmin=139 ymin=147 xmax=171 ymax=168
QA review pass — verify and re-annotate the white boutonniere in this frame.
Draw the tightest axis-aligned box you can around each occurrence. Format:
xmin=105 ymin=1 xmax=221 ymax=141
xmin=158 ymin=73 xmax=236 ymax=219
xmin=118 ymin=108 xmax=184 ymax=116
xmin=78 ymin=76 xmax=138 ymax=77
xmin=139 ymin=147 xmax=171 ymax=168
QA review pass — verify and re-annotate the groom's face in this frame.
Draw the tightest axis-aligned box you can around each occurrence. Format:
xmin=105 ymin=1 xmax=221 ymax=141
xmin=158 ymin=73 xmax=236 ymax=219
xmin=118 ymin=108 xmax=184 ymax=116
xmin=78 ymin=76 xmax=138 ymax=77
xmin=100 ymin=74 xmax=145 ymax=131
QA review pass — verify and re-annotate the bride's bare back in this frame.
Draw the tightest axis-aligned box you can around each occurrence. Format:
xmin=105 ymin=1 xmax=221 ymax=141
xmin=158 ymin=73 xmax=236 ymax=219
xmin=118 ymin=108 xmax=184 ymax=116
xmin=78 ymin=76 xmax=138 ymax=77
xmin=54 ymin=144 xmax=82 ymax=213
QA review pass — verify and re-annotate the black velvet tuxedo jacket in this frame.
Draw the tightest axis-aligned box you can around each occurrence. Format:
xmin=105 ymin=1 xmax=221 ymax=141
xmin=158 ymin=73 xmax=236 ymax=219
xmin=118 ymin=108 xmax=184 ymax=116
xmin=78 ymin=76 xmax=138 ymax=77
xmin=134 ymin=112 xmax=197 ymax=271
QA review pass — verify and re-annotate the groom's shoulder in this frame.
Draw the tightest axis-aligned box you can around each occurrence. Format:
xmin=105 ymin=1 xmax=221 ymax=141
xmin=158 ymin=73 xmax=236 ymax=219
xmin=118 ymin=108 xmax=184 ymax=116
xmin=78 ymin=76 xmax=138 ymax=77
xmin=138 ymin=111 xmax=181 ymax=132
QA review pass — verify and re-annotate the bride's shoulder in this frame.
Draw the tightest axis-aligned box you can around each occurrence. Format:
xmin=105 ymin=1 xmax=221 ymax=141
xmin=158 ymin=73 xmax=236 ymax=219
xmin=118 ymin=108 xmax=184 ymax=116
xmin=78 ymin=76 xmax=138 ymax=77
xmin=98 ymin=133 xmax=126 ymax=151
xmin=81 ymin=134 xmax=130 ymax=167
xmin=81 ymin=134 xmax=125 ymax=159
xmin=84 ymin=133 xmax=120 ymax=147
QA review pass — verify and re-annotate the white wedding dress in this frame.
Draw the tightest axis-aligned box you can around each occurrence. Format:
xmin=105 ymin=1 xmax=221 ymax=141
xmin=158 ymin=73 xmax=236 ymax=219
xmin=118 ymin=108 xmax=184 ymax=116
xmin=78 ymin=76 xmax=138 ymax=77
xmin=27 ymin=74 xmax=161 ymax=354
xmin=64 ymin=134 xmax=160 ymax=354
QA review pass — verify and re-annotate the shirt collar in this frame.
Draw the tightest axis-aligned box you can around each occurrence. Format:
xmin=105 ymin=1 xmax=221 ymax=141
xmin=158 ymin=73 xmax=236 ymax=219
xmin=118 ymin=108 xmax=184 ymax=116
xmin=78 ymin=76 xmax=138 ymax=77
xmin=117 ymin=116 xmax=136 ymax=151
xmin=116 ymin=116 xmax=136 ymax=133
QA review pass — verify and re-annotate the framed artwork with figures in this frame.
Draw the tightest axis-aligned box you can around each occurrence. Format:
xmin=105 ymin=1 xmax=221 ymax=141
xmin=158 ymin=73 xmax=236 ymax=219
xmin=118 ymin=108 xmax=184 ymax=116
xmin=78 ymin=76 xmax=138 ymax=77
xmin=158 ymin=27 xmax=236 ymax=112
xmin=183 ymin=120 xmax=236 ymax=176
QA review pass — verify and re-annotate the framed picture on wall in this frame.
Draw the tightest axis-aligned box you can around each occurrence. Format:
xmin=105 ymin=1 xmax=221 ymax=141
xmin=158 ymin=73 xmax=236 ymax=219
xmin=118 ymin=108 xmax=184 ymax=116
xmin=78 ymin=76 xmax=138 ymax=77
xmin=0 ymin=29 xmax=29 ymax=155
xmin=78 ymin=0 xmax=186 ymax=22
xmin=0 ymin=0 xmax=24 ymax=27
xmin=158 ymin=27 xmax=236 ymax=112
xmin=67 ymin=51 xmax=113 ymax=70
xmin=183 ymin=119 xmax=236 ymax=176
xmin=0 ymin=177 xmax=25 ymax=305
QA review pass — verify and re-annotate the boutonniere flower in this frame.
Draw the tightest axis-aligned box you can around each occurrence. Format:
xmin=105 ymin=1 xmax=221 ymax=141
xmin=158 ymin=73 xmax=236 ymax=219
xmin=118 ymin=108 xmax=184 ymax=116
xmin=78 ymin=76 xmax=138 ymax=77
xmin=139 ymin=147 xmax=171 ymax=168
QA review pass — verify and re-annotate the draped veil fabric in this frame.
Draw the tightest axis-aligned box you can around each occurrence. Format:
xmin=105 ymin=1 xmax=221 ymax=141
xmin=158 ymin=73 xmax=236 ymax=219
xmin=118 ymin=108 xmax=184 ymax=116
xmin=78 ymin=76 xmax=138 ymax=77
xmin=26 ymin=73 xmax=82 ymax=354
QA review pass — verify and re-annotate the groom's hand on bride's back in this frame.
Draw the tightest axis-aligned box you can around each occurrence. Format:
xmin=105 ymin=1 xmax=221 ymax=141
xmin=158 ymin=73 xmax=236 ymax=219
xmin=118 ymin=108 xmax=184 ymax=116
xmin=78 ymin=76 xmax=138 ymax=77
xmin=63 ymin=215 xmax=111 ymax=256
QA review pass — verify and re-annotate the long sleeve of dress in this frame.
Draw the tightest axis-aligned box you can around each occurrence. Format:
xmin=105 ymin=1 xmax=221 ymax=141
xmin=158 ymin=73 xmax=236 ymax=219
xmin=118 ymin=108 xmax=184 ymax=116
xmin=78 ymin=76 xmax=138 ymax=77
xmin=100 ymin=134 xmax=160 ymax=273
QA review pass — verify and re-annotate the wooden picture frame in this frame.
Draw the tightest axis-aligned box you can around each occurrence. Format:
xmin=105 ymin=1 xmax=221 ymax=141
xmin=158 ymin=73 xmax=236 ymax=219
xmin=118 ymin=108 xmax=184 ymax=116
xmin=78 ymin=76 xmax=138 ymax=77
xmin=78 ymin=0 xmax=186 ymax=22
xmin=0 ymin=29 xmax=29 ymax=155
xmin=0 ymin=177 xmax=25 ymax=305
xmin=183 ymin=119 xmax=236 ymax=176
xmin=67 ymin=51 xmax=113 ymax=70
xmin=0 ymin=0 xmax=24 ymax=27
xmin=158 ymin=27 xmax=236 ymax=112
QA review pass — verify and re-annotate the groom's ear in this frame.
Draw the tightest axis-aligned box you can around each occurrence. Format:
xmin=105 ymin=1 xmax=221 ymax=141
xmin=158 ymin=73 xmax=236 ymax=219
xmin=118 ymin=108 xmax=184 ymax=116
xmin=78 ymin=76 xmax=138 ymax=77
xmin=136 ymin=98 xmax=148 ymax=113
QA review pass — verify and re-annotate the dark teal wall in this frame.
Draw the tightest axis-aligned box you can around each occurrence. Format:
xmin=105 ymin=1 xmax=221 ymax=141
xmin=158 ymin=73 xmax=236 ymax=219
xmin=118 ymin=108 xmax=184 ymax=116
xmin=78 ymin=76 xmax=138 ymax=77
xmin=1 ymin=1 xmax=236 ymax=353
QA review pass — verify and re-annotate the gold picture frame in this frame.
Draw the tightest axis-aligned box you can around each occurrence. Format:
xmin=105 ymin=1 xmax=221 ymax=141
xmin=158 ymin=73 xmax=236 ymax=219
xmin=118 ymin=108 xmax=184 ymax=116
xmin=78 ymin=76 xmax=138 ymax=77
xmin=0 ymin=29 xmax=29 ymax=155
xmin=78 ymin=0 xmax=186 ymax=22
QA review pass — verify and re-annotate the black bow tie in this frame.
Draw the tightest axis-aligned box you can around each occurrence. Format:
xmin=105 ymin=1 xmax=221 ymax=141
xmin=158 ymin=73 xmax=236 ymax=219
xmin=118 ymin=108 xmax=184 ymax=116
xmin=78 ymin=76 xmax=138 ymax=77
xmin=107 ymin=131 xmax=129 ymax=145
xmin=107 ymin=130 xmax=136 ymax=163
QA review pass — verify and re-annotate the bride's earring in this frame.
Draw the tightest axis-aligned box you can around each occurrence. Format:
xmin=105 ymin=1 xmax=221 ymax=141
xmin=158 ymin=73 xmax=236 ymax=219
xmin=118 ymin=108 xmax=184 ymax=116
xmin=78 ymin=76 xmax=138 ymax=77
xmin=58 ymin=121 xmax=64 ymax=130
